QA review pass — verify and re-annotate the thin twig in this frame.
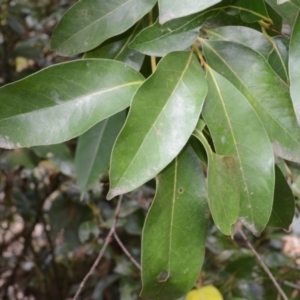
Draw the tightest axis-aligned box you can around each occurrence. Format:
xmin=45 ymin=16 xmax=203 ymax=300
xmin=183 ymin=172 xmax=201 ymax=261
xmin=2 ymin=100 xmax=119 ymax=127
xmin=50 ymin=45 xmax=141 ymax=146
xmin=113 ymin=231 xmax=141 ymax=270
xmin=72 ymin=195 xmax=123 ymax=300
xmin=238 ymin=228 xmax=289 ymax=300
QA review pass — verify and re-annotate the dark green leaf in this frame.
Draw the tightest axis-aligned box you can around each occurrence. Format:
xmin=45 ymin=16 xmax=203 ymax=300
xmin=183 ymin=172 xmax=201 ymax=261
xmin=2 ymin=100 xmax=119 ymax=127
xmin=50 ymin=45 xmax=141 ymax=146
xmin=158 ymin=0 xmax=221 ymax=24
xmin=107 ymin=51 xmax=207 ymax=199
xmin=205 ymin=26 xmax=272 ymax=58
xmin=189 ymin=135 xmax=207 ymax=165
xmin=141 ymin=145 xmax=208 ymax=299
xmin=130 ymin=11 xmax=215 ymax=57
xmin=267 ymin=165 xmax=295 ymax=229
xmin=75 ymin=111 xmax=126 ymax=191
xmin=202 ymin=68 xmax=274 ymax=235
xmin=51 ymin=0 xmax=157 ymax=56
xmin=229 ymin=0 xmax=269 ymax=23
xmin=84 ymin=22 xmax=145 ymax=71
xmin=289 ymin=10 xmax=300 ymax=123
xmin=265 ymin=0 xmax=300 ymax=26
xmin=267 ymin=36 xmax=289 ymax=83
xmin=0 ymin=59 xmax=144 ymax=148
xmin=193 ymin=122 xmax=239 ymax=236
xmin=202 ymin=40 xmax=300 ymax=163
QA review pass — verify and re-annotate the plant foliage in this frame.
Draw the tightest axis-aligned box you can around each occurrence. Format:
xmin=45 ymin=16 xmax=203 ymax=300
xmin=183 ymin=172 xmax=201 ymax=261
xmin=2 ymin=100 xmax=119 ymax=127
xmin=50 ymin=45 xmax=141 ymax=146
xmin=0 ymin=0 xmax=299 ymax=299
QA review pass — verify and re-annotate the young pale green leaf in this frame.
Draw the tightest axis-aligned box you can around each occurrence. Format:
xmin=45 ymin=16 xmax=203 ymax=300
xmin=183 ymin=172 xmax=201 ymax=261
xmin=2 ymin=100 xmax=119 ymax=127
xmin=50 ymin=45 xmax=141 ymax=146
xmin=203 ymin=68 xmax=275 ymax=236
xmin=107 ymin=51 xmax=207 ymax=199
xmin=267 ymin=165 xmax=295 ymax=229
xmin=265 ymin=0 xmax=300 ymax=26
xmin=289 ymin=11 xmax=300 ymax=124
xmin=204 ymin=26 xmax=273 ymax=58
xmin=51 ymin=0 xmax=156 ymax=56
xmin=193 ymin=122 xmax=239 ymax=236
xmin=129 ymin=11 xmax=215 ymax=57
xmin=158 ymin=0 xmax=221 ymax=24
xmin=75 ymin=111 xmax=126 ymax=191
xmin=0 ymin=59 xmax=143 ymax=148
xmin=141 ymin=145 xmax=209 ymax=300
xmin=202 ymin=40 xmax=300 ymax=163
xmin=229 ymin=0 xmax=269 ymax=23
xmin=267 ymin=36 xmax=289 ymax=83
xmin=84 ymin=22 xmax=145 ymax=71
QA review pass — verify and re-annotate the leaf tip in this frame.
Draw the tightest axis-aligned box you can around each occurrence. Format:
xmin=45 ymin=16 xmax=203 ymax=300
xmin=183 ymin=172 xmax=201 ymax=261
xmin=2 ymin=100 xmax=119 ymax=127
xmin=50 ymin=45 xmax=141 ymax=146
xmin=106 ymin=186 xmax=128 ymax=200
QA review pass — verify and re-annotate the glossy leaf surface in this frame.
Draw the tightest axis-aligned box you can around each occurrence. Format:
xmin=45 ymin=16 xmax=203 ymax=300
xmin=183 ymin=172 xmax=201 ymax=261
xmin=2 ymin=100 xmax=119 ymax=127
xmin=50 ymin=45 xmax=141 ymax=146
xmin=75 ymin=111 xmax=126 ymax=191
xmin=205 ymin=26 xmax=272 ymax=58
xmin=84 ymin=22 xmax=145 ymax=71
xmin=202 ymin=40 xmax=300 ymax=163
xmin=51 ymin=0 xmax=156 ymax=56
xmin=289 ymin=11 xmax=300 ymax=123
xmin=203 ymin=68 xmax=275 ymax=235
xmin=193 ymin=122 xmax=239 ymax=236
xmin=130 ymin=12 xmax=214 ymax=57
xmin=141 ymin=145 xmax=208 ymax=299
xmin=267 ymin=165 xmax=295 ymax=229
xmin=0 ymin=59 xmax=144 ymax=148
xmin=107 ymin=51 xmax=207 ymax=199
xmin=158 ymin=0 xmax=221 ymax=24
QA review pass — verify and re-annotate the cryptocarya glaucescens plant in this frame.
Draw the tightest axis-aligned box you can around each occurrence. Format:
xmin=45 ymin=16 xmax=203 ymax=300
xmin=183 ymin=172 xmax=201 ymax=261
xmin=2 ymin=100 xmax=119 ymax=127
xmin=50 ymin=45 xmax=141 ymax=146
xmin=0 ymin=0 xmax=299 ymax=299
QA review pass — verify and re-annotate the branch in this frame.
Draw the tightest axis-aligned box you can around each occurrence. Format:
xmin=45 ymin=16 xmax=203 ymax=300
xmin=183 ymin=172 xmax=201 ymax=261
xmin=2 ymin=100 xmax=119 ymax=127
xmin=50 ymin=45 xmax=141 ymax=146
xmin=238 ymin=228 xmax=289 ymax=300
xmin=72 ymin=195 xmax=123 ymax=300
xmin=113 ymin=231 xmax=141 ymax=270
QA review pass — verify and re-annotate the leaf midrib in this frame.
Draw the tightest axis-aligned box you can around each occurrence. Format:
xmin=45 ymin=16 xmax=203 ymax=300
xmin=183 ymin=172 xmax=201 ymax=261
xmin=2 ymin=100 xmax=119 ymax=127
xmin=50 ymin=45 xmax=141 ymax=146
xmin=202 ymin=40 xmax=300 ymax=147
xmin=0 ymin=81 xmax=142 ymax=123
xmin=112 ymin=52 xmax=194 ymax=188
xmin=207 ymin=68 xmax=255 ymax=226
xmin=54 ymin=0 xmax=133 ymax=49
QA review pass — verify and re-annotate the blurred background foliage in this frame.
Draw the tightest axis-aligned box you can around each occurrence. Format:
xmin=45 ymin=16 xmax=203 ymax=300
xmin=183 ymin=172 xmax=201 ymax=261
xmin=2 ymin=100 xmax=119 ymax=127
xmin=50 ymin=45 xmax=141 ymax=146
xmin=1 ymin=0 xmax=300 ymax=299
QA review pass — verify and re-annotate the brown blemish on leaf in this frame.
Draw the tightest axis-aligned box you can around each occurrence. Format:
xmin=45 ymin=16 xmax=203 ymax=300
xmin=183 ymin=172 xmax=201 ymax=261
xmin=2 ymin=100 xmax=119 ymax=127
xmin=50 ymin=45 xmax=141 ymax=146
xmin=178 ymin=188 xmax=184 ymax=194
xmin=157 ymin=270 xmax=170 ymax=282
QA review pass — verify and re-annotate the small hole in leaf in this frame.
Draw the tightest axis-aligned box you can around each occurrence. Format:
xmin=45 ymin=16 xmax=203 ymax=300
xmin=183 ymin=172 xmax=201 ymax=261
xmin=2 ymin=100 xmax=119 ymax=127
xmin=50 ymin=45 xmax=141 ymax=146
xmin=157 ymin=270 xmax=170 ymax=282
xmin=178 ymin=188 xmax=184 ymax=194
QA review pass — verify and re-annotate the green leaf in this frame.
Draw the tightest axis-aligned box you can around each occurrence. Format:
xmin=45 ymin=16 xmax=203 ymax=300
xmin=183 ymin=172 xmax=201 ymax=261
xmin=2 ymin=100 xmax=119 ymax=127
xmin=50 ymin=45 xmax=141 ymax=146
xmin=265 ymin=0 xmax=300 ymax=26
xmin=267 ymin=165 xmax=295 ymax=229
xmin=84 ymin=22 xmax=145 ymax=71
xmin=0 ymin=59 xmax=143 ymax=148
xmin=189 ymin=135 xmax=207 ymax=165
xmin=204 ymin=26 xmax=273 ymax=58
xmin=205 ymin=27 xmax=289 ymax=82
xmin=107 ymin=51 xmax=207 ymax=199
xmin=267 ymin=36 xmax=289 ymax=83
xmin=158 ymin=0 xmax=221 ymax=24
xmin=141 ymin=145 xmax=209 ymax=299
xmin=202 ymin=40 xmax=300 ymax=163
xmin=193 ymin=122 xmax=239 ymax=236
xmin=51 ymin=0 xmax=157 ymax=56
xmin=289 ymin=11 xmax=300 ymax=123
xmin=130 ymin=11 xmax=215 ymax=57
xmin=203 ymin=68 xmax=275 ymax=236
xmin=75 ymin=111 xmax=126 ymax=191
xmin=228 ymin=0 xmax=269 ymax=23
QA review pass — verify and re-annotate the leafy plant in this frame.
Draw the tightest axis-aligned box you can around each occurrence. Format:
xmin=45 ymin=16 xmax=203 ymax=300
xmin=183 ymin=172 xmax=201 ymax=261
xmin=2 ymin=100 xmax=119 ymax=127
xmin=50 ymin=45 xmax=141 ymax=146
xmin=0 ymin=0 xmax=299 ymax=299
